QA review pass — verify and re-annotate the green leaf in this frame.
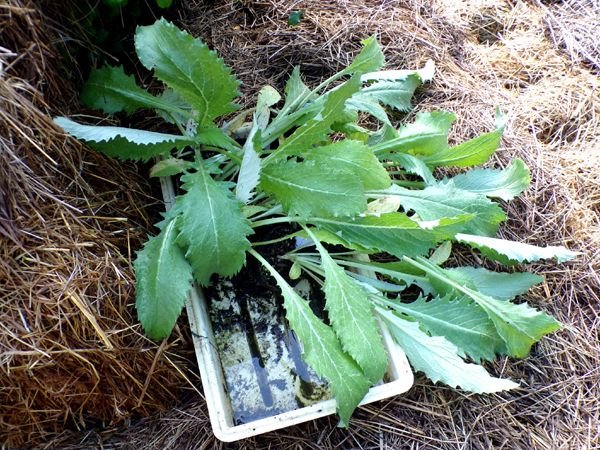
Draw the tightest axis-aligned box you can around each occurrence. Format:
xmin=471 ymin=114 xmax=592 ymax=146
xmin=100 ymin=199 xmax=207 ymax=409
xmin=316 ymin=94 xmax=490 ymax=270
xmin=272 ymin=76 xmax=361 ymax=159
xmin=405 ymin=257 xmax=561 ymax=358
xmin=155 ymin=89 xmax=194 ymax=125
xmin=385 ymin=295 xmax=506 ymax=361
xmin=251 ymin=249 xmax=371 ymax=427
xmin=150 ymin=158 xmax=192 ymax=178
xmin=301 ymin=140 xmax=391 ymax=190
xmin=172 ymin=162 xmax=252 ymax=285
xmin=345 ymin=96 xmax=391 ymax=125
xmin=455 ymin=233 xmax=581 ymax=265
xmin=311 ymin=213 xmax=470 ymax=258
xmin=261 ymin=160 xmax=366 ymax=218
xmin=288 ymin=10 xmax=303 ymax=26
xmin=81 ymin=66 xmax=176 ymax=115
xmin=385 ymin=153 xmax=435 ymax=185
xmin=283 ymin=66 xmax=311 ymax=111
xmin=156 ymin=0 xmax=173 ymax=8
xmin=350 ymin=75 xmax=422 ymax=116
xmin=372 ymin=111 xmax=455 ymax=157
xmin=423 ymin=111 xmax=505 ymax=168
xmin=374 ymin=183 xmax=506 ymax=236
xmin=135 ymin=18 xmax=239 ymax=126
xmin=441 ymin=267 xmax=543 ymax=301
xmin=134 ymin=218 xmax=193 ymax=339
xmin=448 ymin=158 xmax=531 ymax=200
xmin=54 ymin=117 xmax=195 ymax=162
xmin=307 ymin=229 xmax=388 ymax=383
xmin=342 ymin=35 xmax=385 ymax=77
xmin=235 ymin=86 xmax=279 ymax=203
xmin=379 ymin=308 xmax=518 ymax=393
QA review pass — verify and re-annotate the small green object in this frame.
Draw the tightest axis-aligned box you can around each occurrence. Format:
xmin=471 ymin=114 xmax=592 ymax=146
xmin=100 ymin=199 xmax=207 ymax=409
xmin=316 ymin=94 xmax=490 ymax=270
xmin=156 ymin=0 xmax=173 ymax=8
xmin=103 ymin=0 xmax=128 ymax=7
xmin=288 ymin=10 xmax=303 ymax=26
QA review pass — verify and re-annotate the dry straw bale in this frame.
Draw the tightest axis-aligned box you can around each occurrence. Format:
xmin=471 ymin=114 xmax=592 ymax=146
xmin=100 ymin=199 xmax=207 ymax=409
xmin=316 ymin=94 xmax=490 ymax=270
xmin=86 ymin=1 xmax=597 ymax=449
xmin=0 ymin=1 xmax=197 ymax=447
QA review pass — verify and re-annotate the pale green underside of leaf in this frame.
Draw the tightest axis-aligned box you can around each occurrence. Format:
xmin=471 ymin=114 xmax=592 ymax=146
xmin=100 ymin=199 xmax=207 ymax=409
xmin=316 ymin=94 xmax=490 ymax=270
xmin=448 ymin=158 xmax=531 ymax=200
xmin=172 ymin=164 xmax=252 ymax=285
xmin=54 ymin=117 xmax=195 ymax=161
xmin=135 ymin=18 xmax=239 ymax=126
xmin=252 ymin=250 xmax=371 ymax=427
xmin=134 ymin=218 xmax=193 ymax=339
xmin=387 ymin=295 xmax=506 ymax=361
xmin=300 ymin=140 xmax=391 ymax=190
xmin=455 ymin=233 xmax=581 ymax=265
xmin=376 ymin=183 xmax=506 ymax=236
xmin=441 ymin=266 xmax=543 ymax=301
xmin=81 ymin=65 xmax=173 ymax=115
xmin=379 ymin=309 xmax=518 ymax=393
xmin=406 ymin=257 xmax=560 ymax=358
xmin=311 ymin=213 xmax=470 ymax=258
xmin=261 ymin=160 xmax=366 ymax=218
xmin=308 ymin=231 xmax=387 ymax=383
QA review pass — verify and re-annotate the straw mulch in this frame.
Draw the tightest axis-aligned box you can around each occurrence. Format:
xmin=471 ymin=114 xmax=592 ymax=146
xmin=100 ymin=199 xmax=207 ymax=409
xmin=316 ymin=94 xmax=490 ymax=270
xmin=0 ymin=2 xmax=199 ymax=448
xmin=2 ymin=0 xmax=598 ymax=449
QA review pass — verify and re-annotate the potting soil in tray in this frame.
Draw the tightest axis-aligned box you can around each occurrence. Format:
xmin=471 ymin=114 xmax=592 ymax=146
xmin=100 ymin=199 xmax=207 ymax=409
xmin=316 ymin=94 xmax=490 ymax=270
xmin=207 ymin=278 xmax=331 ymax=424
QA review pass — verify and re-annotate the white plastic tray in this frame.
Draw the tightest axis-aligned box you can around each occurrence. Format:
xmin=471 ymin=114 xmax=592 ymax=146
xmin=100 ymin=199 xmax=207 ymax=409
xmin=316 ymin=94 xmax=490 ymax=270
xmin=160 ymin=177 xmax=414 ymax=442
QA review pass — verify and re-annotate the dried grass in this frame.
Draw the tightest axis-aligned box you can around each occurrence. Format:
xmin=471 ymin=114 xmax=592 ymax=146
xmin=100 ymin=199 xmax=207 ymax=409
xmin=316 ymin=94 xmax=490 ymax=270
xmin=0 ymin=1 xmax=197 ymax=448
xmin=2 ymin=0 xmax=598 ymax=448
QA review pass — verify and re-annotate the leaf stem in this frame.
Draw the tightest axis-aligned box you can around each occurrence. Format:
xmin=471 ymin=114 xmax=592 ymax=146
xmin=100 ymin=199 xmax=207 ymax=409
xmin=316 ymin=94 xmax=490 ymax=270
xmin=251 ymin=216 xmax=301 ymax=228
xmin=251 ymin=233 xmax=296 ymax=247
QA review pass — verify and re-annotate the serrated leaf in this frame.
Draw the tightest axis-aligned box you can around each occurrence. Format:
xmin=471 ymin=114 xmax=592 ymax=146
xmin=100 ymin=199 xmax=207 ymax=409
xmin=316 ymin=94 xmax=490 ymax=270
xmin=423 ymin=112 xmax=505 ymax=167
xmin=307 ymin=229 xmax=387 ymax=383
xmin=150 ymin=158 xmax=191 ymax=178
xmin=172 ymin=162 xmax=252 ymax=285
xmin=448 ymin=158 xmax=531 ymax=200
xmin=134 ymin=218 xmax=193 ymax=339
xmin=311 ymin=213 xmax=471 ymax=258
xmin=386 ymin=295 xmax=505 ymax=361
xmin=379 ymin=308 xmax=518 ymax=393
xmin=301 ymin=140 xmax=391 ymax=190
xmin=251 ymin=249 xmax=371 ymax=427
xmin=441 ymin=266 xmax=543 ymax=301
xmin=54 ymin=117 xmax=195 ymax=161
xmin=135 ymin=18 xmax=239 ymax=126
xmin=375 ymin=183 xmax=506 ymax=236
xmin=455 ymin=233 xmax=581 ymax=265
xmin=261 ymin=160 xmax=366 ymax=218
xmin=405 ymin=257 xmax=561 ymax=358
xmin=372 ymin=111 xmax=455 ymax=157
xmin=272 ymin=76 xmax=362 ymax=159
xmin=81 ymin=66 xmax=178 ymax=115
xmin=349 ymin=75 xmax=422 ymax=121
